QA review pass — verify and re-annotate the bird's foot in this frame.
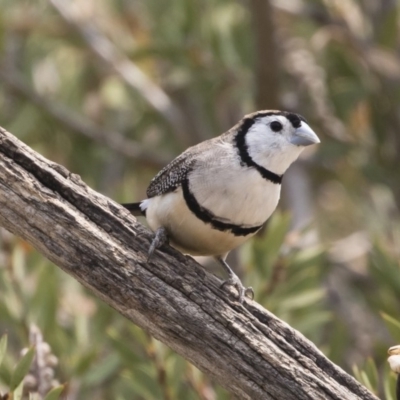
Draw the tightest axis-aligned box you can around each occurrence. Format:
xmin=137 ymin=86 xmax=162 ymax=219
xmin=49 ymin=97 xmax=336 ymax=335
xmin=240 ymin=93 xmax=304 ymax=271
xmin=216 ymin=256 xmax=254 ymax=303
xmin=220 ymin=274 xmax=254 ymax=304
xmin=147 ymin=227 xmax=169 ymax=262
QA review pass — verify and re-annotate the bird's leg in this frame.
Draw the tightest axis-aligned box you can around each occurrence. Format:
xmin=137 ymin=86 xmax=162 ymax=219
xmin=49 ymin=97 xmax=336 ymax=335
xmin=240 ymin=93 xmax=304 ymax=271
xmin=147 ymin=227 xmax=169 ymax=262
xmin=216 ymin=257 xmax=254 ymax=303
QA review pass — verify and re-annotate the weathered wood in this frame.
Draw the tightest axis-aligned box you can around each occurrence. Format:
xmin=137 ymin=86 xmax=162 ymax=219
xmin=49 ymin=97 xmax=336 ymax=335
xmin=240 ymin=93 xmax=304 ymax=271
xmin=0 ymin=125 xmax=378 ymax=400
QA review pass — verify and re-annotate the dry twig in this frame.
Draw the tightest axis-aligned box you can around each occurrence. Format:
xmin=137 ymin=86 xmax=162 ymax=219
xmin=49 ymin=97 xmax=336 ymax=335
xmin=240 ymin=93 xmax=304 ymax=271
xmin=50 ymin=0 xmax=191 ymax=147
xmin=0 ymin=67 xmax=170 ymax=169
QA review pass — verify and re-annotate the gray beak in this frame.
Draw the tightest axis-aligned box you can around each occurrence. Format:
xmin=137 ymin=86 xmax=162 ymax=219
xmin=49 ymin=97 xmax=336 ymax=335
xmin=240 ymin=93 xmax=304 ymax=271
xmin=290 ymin=123 xmax=320 ymax=147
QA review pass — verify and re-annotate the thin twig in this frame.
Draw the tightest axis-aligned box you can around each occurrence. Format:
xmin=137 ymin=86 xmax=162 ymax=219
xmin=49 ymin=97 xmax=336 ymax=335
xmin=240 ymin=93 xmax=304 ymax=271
xmin=185 ymin=364 xmax=216 ymax=400
xmin=50 ymin=0 xmax=191 ymax=147
xmin=0 ymin=67 xmax=170 ymax=169
xmin=145 ymin=334 xmax=171 ymax=400
xmin=249 ymin=0 xmax=281 ymax=109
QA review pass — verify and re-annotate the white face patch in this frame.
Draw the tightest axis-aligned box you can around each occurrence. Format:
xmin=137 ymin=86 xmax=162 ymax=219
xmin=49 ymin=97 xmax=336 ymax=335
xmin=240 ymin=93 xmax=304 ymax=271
xmin=244 ymin=115 xmax=307 ymax=175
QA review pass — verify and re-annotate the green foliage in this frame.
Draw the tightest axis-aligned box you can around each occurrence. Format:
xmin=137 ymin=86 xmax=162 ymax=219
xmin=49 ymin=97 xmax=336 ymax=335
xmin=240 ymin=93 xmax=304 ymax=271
xmin=10 ymin=347 xmax=35 ymax=390
xmin=249 ymin=212 xmax=328 ymax=341
xmin=334 ymin=291 xmax=400 ymax=399
xmin=0 ymin=342 xmax=34 ymax=399
xmin=353 ymin=359 xmax=379 ymax=395
xmin=382 ymin=313 xmax=400 ymax=342
xmin=43 ymin=386 xmax=65 ymax=400
xmin=0 ymin=336 xmax=7 ymax=368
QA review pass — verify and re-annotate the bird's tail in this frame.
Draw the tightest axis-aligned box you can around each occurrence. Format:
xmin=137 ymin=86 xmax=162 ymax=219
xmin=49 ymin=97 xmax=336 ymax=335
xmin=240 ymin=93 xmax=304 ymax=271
xmin=121 ymin=202 xmax=145 ymax=216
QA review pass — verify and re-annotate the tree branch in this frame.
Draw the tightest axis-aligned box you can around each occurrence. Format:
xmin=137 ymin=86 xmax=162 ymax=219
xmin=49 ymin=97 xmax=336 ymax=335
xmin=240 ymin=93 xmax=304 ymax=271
xmin=50 ymin=0 xmax=192 ymax=147
xmin=0 ymin=67 xmax=171 ymax=169
xmin=249 ymin=0 xmax=280 ymax=110
xmin=0 ymin=125 xmax=378 ymax=400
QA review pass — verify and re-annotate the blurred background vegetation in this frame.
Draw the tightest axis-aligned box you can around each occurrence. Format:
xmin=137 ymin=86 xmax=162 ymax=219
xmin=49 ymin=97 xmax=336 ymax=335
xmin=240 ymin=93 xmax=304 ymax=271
xmin=1 ymin=0 xmax=400 ymax=398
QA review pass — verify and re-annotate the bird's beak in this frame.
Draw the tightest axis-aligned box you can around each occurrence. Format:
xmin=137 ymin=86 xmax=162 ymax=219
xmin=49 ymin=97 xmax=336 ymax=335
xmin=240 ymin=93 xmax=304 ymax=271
xmin=290 ymin=123 xmax=320 ymax=147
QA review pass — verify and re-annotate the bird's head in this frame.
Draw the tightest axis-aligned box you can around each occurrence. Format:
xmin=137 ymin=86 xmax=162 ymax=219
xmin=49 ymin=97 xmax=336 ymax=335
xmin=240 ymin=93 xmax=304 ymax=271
xmin=236 ymin=110 xmax=320 ymax=175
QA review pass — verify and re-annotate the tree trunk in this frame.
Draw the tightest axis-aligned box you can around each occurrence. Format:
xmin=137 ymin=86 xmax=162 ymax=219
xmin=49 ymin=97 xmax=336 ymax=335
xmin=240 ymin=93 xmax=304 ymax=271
xmin=0 ymin=126 xmax=378 ymax=400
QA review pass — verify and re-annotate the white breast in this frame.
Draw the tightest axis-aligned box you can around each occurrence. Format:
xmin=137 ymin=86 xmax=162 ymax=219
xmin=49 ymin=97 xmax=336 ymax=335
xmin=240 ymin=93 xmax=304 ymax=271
xmin=188 ymin=146 xmax=281 ymax=227
xmin=143 ymin=145 xmax=281 ymax=257
xmin=145 ymin=189 xmax=254 ymax=256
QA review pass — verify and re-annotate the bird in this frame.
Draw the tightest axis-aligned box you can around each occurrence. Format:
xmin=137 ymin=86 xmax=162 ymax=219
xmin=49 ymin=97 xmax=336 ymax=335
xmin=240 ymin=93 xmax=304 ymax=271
xmin=122 ymin=110 xmax=320 ymax=303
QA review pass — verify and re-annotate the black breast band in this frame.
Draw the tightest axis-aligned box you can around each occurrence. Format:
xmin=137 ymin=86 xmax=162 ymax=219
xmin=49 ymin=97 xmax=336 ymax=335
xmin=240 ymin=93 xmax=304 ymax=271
xmin=181 ymin=178 xmax=263 ymax=237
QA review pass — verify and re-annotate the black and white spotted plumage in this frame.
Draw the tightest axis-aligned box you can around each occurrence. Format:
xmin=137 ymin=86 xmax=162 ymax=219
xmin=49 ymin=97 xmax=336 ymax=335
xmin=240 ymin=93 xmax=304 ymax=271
xmin=147 ymin=110 xmax=306 ymax=198
xmin=122 ymin=110 xmax=320 ymax=302
xmin=146 ymin=151 xmax=197 ymax=198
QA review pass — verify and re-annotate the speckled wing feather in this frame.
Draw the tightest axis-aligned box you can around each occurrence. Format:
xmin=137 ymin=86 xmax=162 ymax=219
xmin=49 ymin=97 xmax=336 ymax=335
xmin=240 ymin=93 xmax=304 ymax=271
xmin=146 ymin=149 xmax=198 ymax=198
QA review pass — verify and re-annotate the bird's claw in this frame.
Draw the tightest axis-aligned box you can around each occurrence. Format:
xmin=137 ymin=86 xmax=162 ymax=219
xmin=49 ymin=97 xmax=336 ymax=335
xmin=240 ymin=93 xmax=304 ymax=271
xmin=147 ymin=227 xmax=169 ymax=262
xmin=220 ymin=275 xmax=254 ymax=304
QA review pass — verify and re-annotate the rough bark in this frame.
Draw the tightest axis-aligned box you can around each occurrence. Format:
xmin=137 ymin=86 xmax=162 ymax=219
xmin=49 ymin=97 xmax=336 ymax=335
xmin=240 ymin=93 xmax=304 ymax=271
xmin=0 ymin=125 xmax=378 ymax=400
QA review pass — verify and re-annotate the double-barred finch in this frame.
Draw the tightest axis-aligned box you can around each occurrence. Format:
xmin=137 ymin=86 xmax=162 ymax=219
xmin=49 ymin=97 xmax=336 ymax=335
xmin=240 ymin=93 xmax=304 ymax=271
xmin=123 ymin=110 xmax=320 ymax=303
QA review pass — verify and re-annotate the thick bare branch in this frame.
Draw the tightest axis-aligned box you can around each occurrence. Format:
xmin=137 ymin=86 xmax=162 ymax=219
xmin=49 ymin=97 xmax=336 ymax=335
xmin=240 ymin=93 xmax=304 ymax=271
xmin=0 ymin=125 xmax=378 ymax=400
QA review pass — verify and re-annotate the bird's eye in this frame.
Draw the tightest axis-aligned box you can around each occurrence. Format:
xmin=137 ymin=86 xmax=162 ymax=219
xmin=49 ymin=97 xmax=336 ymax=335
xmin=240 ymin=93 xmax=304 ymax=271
xmin=270 ymin=121 xmax=283 ymax=132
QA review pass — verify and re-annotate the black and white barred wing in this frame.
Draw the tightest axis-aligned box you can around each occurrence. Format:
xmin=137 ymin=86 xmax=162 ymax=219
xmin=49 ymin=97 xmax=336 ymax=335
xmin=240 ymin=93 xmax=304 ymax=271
xmin=146 ymin=151 xmax=198 ymax=198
